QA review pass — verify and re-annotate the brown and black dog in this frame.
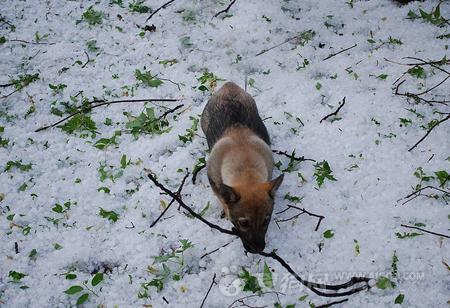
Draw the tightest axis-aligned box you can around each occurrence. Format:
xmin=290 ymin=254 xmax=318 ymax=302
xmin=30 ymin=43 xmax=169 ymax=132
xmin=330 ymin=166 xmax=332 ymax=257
xmin=201 ymin=81 xmax=284 ymax=253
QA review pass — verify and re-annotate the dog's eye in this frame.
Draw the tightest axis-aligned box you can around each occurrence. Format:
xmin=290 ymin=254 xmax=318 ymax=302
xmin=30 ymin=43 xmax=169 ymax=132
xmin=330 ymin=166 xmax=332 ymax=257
xmin=238 ymin=218 xmax=249 ymax=228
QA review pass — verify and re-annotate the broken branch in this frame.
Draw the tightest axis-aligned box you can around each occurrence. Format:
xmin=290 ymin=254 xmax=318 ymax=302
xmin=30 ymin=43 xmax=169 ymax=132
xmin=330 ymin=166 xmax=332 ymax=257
xmin=34 ymin=98 xmax=182 ymax=132
xmin=213 ymin=0 xmax=237 ymax=18
xmin=272 ymin=150 xmax=316 ymax=162
xmin=408 ymin=114 xmax=450 ymax=151
xmin=145 ymin=0 xmax=176 ymax=22
xmin=150 ymin=171 xmax=189 ymax=228
xmin=200 ymin=273 xmax=217 ymax=308
xmin=146 ymin=171 xmax=372 ymax=298
xmin=320 ymin=97 xmax=346 ymax=123
xmin=401 ymin=224 xmax=450 ymax=239
xmin=323 ymin=43 xmax=357 ymax=61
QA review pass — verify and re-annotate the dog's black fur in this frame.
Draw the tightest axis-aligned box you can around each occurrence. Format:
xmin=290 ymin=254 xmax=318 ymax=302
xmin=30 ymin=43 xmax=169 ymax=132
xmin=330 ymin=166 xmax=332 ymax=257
xmin=201 ymin=82 xmax=270 ymax=149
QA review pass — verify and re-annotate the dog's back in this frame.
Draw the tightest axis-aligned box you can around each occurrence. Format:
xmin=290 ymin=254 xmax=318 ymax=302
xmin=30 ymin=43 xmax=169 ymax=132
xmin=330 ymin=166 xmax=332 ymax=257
xmin=201 ymin=82 xmax=270 ymax=149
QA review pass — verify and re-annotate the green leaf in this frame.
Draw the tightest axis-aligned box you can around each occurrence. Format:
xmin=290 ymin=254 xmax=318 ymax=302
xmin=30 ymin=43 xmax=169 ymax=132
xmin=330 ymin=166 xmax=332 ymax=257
xmin=76 ymin=293 xmax=89 ymax=305
xmin=298 ymin=295 xmax=308 ymax=301
xmin=4 ymin=160 xmax=32 ymax=172
xmin=377 ymin=74 xmax=388 ymax=80
xmin=323 ymin=229 xmax=334 ymax=239
xmin=407 ymin=66 xmax=426 ymax=79
xmin=29 ymin=249 xmax=37 ymax=259
xmin=315 ymin=82 xmax=322 ymax=90
xmin=239 ymin=268 xmax=261 ymax=293
xmin=64 ymin=285 xmax=83 ymax=294
xmin=0 ymin=36 xmax=6 ymax=44
xmin=134 ymin=69 xmax=163 ymax=87
xmin=148 ymin=278 xmax=164 ymax=292
xmin=58 ymin=114 xmax=97 ymax=136
xmin=263 ymin=262 xmax=273 ymax=288
xmin=52 ymin=203 xmax=64 ymax=213
xmin=81 ymin=6 xmax=103 ymax=26
xmin=376 ymin=276 xmax=395 ymax=289
xmin=395 ymin=294 xmax=404 ymax=304
xmin=395 ymin=232 xmax=423 ymax=239
xmin=97 ymin=187 xmax=110 ymax=194
xmin=9 ymin=270 xmax=26 ymax=281
xmin=91 ymin=272 xmax=104 ymax=286
xmin=434 ymin=170 xmax=449 ymax=187
xmin=99 ymin=207 xmax=119 ymax=222
xmin=313 ymin=160 xmax=337 ymax=187
xmin=66 ymin=273 xmax=77 ymax=280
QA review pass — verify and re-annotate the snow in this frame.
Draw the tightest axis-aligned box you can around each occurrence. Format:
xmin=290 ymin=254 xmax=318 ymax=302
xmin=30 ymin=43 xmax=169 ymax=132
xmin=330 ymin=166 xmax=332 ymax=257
xmin=0 ymin=0 xmax=449 ymax=307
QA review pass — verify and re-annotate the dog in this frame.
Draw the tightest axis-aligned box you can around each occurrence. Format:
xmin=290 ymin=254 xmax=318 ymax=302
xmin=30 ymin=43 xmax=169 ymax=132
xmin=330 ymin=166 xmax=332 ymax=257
xmin=201 ymin=81 xmax=284 ymax=253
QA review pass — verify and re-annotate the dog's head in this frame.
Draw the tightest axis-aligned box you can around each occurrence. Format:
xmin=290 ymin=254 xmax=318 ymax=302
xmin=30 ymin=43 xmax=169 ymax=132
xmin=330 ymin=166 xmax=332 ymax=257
xmin=217 ymin=174 xmax=284 ymax=253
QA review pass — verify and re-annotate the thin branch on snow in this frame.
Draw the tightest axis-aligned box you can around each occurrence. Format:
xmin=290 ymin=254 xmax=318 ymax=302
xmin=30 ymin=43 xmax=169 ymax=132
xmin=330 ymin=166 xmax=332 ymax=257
xmin=200 ymin=273 xmax=216 ymax=308
xmin=316 ymin=298 xmax=349 ymax=308
xmin=81 ymin=51 xmax=90 ymax=68
xmin=398 ymin=185 xmax=450 ymax=205
xmin=150 ymin=171 xmax=189 ymax=228
xmin=192 ymin=164 xmax=207 ymax=184
xmin=213 ymin=0 xmax=238 ymax=18
xmin=408 ymin=114 xmax=450 ymax=152
xmin=275 ymin=205 xmax=325 ymax=231
xmin=401 ymin=224 xmax=450 ymax=239
xmin=272 ymin=149 xmax=316 ymax=162
xmin=320 ymin=97 xmax=346 ymax=123
xmin=200 ymin=240 xmax=234 ymax=259
xmin=389 ymin=56 xmax=450 ymax=106
xmin=146 ymin=170 xmax=373 ymax=298
xmin=256 ymin=34 xmax=301 ymax=57
xmin=7 ymin=39 xmax=55 ymax=45
xmin=227 ymin=292 xmax=284 ymax=308
xmin=145 ymin=0 xmax=176 ymax=22
xmin=323 ymin=43 xmax=357 ymax=61
xmin=34 ymin=99 xmax=182 ymax=132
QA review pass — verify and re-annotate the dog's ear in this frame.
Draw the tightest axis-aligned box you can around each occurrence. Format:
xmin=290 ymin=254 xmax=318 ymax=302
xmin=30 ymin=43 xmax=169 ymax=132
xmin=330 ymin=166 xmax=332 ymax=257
xmin=219 ymin=184 xmax=240 ymax=205
xmin=266 ymin=174 xmax=284 ymax=198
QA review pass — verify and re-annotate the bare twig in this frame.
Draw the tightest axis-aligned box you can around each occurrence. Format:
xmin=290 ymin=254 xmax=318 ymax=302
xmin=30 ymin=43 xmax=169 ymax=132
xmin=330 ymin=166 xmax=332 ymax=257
xmin=0 ymin=88 xmax=20 ymax=99
xmin=272 ymin=150 xmax=316 ymax=162
xmin=200 ymin=273 xmax=216 ymax=308
xmin=213 ymin=0 xmax=237 ymax=18
xmin=147 ymin=171 xmax=236 ymax=235
xmin=150 ymin=172 xmax=189 ymax=228
xmin=146 ymin=171 xmax=372 ymax=298
xmin=401 ymin=224 xmax=450 ymax=239
xmin=320 ymin=97 xmax=346 ymax=123
xmin=192 ymin=164 xmax=207 ymax=184
xmin=408 ymin=114 xmax=450 ymax=151
xmin=394 ymin=80 xmax=449 ymax=106
xmin=34 ymin=98 xmax=182 ymax=132
xmin=256 ymin=34 xmax=300 ymax=57
xmin=0 ymin=83 xmax=14 ymax=88
xmin=228 ymin=292 xmax=284 ymax=308
xmin=14 ymin=242 xmax=18 ymax=254
xmin=316 ymin=298 xmax=349 ymax=308
xmin=81 ymin=51 xmax=90 ymax=68
xmin=399 ymin=185 xmax=450 ymax=205
xmin=323 ymin=44 xmax=357 ymax=61
xmin=200 ymin=241 xmax=233 ymax=259
xmin=8 ymin=39 xmax=55 ymax=45
xmin=145 ymin=0 xmax=176 ymax=22
xmin=276 ymin=205 xmax=325 ymax=231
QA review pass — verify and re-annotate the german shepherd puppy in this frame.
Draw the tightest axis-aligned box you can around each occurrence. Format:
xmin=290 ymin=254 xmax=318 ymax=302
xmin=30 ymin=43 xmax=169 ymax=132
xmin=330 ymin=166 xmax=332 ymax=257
xmin=201 ymin=82 xmax=284 ymax=253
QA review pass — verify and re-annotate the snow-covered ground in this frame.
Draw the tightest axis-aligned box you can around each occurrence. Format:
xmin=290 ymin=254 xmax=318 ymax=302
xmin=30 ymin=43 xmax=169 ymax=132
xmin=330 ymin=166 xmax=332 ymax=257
xmin=1 ymin=0 xmax=449 ymax=307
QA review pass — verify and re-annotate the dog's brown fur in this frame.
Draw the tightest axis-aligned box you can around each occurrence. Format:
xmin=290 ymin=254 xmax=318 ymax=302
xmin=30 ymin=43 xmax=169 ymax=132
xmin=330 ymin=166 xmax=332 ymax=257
xmin=201 ymin=82 xmax=283 ymax=253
